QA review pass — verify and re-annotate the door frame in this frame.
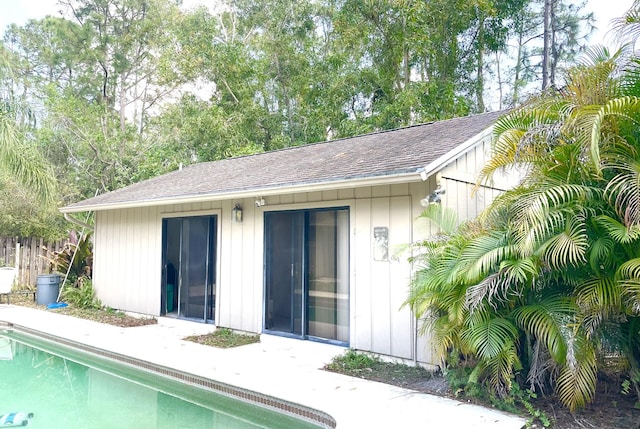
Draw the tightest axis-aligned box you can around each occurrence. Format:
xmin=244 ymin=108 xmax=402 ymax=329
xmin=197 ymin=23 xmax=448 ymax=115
xmin=262 ymin=206 xmax=350 ymax=346
xmin=160 ymin=209 xmax=221 ymax=323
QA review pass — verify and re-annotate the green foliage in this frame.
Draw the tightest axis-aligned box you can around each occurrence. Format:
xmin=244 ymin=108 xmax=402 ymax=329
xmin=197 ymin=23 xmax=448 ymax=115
xmin=408 ymin=22 xmax=640 ymax=412
xmin=327 ymin=350 xmax=381 ymax=372
xmin=0 ymin=173 xmax=67 ymax=240
xmin=0 ymin=0 xmax=597 ymax=220
xmin=184 ymin=328 xmax=260 ymax=348
xmin=60 ymin=277 xmax=101 ymax=309
xmin=47 ymin=231 xmax=93 ymax=286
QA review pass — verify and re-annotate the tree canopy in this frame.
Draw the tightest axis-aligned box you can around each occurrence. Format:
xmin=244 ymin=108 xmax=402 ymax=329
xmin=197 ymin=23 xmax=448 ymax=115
xmin=0 ymin=0 xmax=595 ymax=239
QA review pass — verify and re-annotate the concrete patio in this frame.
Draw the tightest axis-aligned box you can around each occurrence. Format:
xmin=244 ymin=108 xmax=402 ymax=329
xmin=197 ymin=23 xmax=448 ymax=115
xmin=0 ymin=305 xmax=525 ymax=428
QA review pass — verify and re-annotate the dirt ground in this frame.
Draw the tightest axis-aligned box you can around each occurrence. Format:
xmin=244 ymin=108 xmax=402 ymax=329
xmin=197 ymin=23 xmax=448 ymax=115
xmin=7 ymin=292 xmax=157 ymax=327
xmin=325 ymin=357 xmax=640 ymax=429
xmin=405 ymin=376 xmax=640 ymax=429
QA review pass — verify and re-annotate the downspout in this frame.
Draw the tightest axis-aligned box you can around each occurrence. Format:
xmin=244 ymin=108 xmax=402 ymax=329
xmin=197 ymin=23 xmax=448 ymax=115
xmin=63 ymin=213 xmax=94 ymax=231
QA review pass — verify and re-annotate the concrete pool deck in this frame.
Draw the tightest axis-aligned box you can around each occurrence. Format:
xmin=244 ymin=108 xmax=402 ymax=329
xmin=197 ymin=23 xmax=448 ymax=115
xmin=0 ymin=305 xmax=525 ymax=429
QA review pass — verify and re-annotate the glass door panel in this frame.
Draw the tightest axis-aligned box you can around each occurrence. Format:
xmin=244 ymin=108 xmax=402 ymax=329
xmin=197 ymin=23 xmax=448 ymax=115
xmin=265 ymin=212 xmax=304 ymax=336
xmin=307 ymin=210 xmax=349 ymax=342
xmin=162 ymin=216 xmax=216 ymax=322
xmin=179 ymin=217 xmax=210 ymax=319
xmin=265 ymin=208 xmax=349 ymax=344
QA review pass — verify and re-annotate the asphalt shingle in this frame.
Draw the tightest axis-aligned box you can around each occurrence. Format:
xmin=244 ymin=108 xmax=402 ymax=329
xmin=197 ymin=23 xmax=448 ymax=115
xmin=62 ymin=111 xmax=504 ymax=212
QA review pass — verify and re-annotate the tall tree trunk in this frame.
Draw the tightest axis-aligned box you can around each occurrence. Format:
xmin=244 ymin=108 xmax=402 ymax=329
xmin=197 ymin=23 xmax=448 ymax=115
xmin=542 ymin=0 xmax=553 ymax=90
xmin=476 ymin=15 xmax=485 ymax=112
xmin=550 ymin=0 xmax=558 ymax=88
xmin=403 ymin=14 xmax=410 ymax=88
xmin=495 ymin=52 xmax=503 ymax=111
xmin=512 ymin=26 xmax=524 ymax=106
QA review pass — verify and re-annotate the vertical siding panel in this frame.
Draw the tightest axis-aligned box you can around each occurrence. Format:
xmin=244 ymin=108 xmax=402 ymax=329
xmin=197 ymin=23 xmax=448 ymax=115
xmin=370 ymin=197 xmax=391 ymax=355
xmin=146 ymin=206 xmax=157 ymax=315
xmin=218 ymin=200 xmax=234 ymax=328
xmin=293 ymin=193 xmax=308 ymax=204
xmin=122 ymin=209 xmax=133 ymax=311
xmin=389 ymin=196 xmax=413 ymax=359
xmin=307 ymin=191 xmax=322 ymax=202
xmin=353 ymin=199 xmax=372 ymax=351
xmin=279 ymin=194 xmax=294 ymax=205
xmin=241 ymin=199 xmax=258 ymax=332
xmin=322 ymin=190 xmax=338 ymax=201
xmin=97 ymin=210 xmax=114 ymax=305
xmin=131 ymin=208 xmax=141 ymax=311
xmin=113 ymin=209 xmax=126 ymax=310
xmin=338 ymin=188 xmax=354 ymax=200
xmin=251 ymin=201 xmax=264 ymax=332
xmin=354 ymin=187 xmax=372 ymax=199
xmin=390 ymin=183 xmax=409 ymax=196
xmin=229 ymin=201 xmax=244 ymax=329
xmin=371 ymin=185 xmax=390 ymax=198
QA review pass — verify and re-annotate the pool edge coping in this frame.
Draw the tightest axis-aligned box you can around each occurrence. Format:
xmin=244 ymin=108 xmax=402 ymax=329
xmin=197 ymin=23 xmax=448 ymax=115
xmin=0 ymin=320 xmax=337 ymax=429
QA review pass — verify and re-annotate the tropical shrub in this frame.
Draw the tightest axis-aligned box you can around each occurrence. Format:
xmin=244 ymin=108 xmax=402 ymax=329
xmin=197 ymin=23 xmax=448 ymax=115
xmin=46 ymin=230 xmax=93 ymax=286
xmin=407 ymin=44 xmax=640 ymax=412
xmin=60 ymin=277 xmax=101 ymax=309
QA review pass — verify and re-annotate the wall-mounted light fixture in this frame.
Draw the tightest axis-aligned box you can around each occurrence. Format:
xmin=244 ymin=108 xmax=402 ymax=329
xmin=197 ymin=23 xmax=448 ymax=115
xmin=232 ymin=204 xmax=243 ymax=223
xmin=255 ymin=197 xmax=265 ymax=207
xmin=420 ymin=185 xmax=446 ymax=207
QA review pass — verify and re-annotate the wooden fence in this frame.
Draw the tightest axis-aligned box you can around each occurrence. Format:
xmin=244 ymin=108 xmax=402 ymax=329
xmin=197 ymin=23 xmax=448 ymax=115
xmin=0 ymin=237 xmax=66 ymax=288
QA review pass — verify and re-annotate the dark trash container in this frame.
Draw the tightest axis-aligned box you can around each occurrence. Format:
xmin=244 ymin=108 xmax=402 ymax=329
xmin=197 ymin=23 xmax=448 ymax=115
xmin=36 ymin=274 xmax=61 ymax=306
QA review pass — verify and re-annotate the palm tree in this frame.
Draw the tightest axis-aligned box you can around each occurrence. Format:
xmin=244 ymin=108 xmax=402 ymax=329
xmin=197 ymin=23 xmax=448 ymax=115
xmin=408 ymin=42 xmax=640 ymax=411
xmin=0 ymin=66 xmax=57 ymax=203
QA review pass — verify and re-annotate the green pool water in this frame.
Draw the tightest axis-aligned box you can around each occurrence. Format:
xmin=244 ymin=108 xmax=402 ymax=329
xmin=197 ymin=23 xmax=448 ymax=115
xmin=0 ymin=331 xmax=325 ymax=429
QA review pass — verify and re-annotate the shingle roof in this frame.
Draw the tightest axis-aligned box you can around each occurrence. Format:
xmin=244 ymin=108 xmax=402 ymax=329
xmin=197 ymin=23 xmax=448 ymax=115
xmin=61 ymin=111 xmax=504 ymax=212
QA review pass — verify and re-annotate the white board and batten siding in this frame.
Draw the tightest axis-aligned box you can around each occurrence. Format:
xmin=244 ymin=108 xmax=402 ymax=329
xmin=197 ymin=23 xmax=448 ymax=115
xmin=439 ymin=132 xmax=515 ymax=221
xmin=91 ymin=134 xmax=509 ymax=366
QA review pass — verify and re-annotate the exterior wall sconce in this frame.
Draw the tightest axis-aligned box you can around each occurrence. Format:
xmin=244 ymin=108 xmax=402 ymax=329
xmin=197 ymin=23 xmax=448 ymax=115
xmin=420 ymin=186 xmax=446 ymax=207
xmin=255 ymin=197 xmax=265 ymax=207
xmin=232 ymin=204 xmax=243 ymax=223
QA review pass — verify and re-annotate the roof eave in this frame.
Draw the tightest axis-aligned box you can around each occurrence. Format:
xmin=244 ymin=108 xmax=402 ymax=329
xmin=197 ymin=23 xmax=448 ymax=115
xmin=60 ymin=171 xmax=424 ymax=213
xmin=419 ymin=126 xmax=494 ymax=181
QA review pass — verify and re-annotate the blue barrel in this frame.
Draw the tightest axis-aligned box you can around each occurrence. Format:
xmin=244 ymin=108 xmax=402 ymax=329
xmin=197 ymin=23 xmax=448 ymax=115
xmin=36 ymin=274 xmax=61 ymax=306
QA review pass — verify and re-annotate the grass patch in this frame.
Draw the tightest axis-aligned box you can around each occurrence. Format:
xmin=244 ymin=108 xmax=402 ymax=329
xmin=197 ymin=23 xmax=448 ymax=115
xmin=184 ymin=328 xmax=260 ymax=348
xmin=325 ymin=350 xmax=435 ymax=385
xmin=52 ymin=306 xmax=157 ymax=327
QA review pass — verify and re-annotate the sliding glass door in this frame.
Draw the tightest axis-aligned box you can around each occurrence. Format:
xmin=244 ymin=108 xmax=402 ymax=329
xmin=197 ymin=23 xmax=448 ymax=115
xmin=264 ymin=208 xmax=349 ymax=344
xmin=162 ymin=216 xmax=216 ymax=322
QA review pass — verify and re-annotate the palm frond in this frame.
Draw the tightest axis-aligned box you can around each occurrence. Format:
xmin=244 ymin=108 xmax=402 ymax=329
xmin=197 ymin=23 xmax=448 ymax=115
xmin=595 ymin=214 xmax=640 ymax=243
xmin=588 ymin=236 xmax=617 ymax=273
xmin=605 ymin=166 xmax=640 ymax=227
xmin=459 ymin=231 xmax=513 ymax=283
xmin=537 ymin=215 xmax=589 ymax=270
xmin=417 ymin=203 xmax=460 ymax=236
xmin=0 ymin=111 xmax=57 ymax=202
xmin=460 ymin=313 xmax=519 ymax=360
xmin=556 ymin=334 xmax=598 ymax=412
xmin=576 ymin=276 xmax=622 ymax=334
xmin=513 ymin=296 xmax=574 ymax=364
xmin=582 ymin=96 xmax=640 ymax=170
xmin=615 ymin=258 xmax=640 ymax=311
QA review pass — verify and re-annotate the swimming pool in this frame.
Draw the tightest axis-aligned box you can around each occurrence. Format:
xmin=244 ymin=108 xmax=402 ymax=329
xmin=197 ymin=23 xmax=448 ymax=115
xmin=0 ymin=325 xmax=333 ymax=428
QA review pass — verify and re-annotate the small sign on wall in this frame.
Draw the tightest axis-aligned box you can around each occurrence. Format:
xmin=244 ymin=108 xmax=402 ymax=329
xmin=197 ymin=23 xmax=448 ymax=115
xmin=373 ymin=227 xmax=389 ymax=261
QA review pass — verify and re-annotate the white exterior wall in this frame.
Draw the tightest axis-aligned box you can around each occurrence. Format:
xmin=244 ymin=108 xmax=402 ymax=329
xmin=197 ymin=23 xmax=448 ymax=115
xmin=91 ymin=135 xmax=509 ymax=366
xmin=438 ymin=133 xmax=510 ymax=221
